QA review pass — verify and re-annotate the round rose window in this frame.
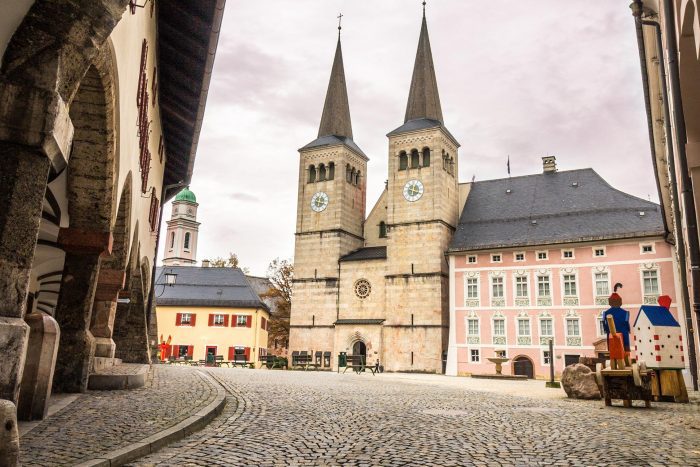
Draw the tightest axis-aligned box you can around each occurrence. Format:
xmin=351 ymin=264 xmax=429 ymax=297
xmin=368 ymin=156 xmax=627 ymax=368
xmin=354 ymin=279 xmax=371 ymax=299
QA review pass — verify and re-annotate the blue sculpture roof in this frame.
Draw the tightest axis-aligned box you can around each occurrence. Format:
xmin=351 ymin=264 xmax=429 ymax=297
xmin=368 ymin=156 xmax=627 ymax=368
xmin=633 ymin=305 xmax=680 ymax=328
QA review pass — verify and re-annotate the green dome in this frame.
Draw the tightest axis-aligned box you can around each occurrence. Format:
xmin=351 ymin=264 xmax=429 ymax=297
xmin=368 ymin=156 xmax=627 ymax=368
xmin=175 ymin=187 xmax=197 ymax=203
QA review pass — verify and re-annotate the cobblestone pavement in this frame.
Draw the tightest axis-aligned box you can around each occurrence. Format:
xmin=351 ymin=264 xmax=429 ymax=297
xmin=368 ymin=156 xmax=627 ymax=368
xmin=20 ymin=365 xmax=217 ymax=466
xmin=132 ymin=369 xmax=700 ymax=467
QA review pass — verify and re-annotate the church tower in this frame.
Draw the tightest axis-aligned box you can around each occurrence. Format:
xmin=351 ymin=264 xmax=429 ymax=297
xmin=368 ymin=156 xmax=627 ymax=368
xmin=383 ymin=9 xmax=460 ymax=372
xmin=289 ymin=28 xmax=367 ymax=354
xmin=163 ymin=187 xmax=201 ymax=266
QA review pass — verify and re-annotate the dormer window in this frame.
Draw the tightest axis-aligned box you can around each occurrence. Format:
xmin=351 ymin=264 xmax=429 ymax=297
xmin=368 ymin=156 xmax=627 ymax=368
xmin=491 ymin=254 xmax=502 ymax=263
xmin=562 ymin=249 xmax=574 ymax=259
xmin=514 ymin=252 xmax=525 ymax=262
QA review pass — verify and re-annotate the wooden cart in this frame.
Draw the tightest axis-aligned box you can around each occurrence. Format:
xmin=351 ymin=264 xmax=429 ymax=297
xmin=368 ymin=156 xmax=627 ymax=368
xmin=595 ymin=361 xmax=653 ymax=408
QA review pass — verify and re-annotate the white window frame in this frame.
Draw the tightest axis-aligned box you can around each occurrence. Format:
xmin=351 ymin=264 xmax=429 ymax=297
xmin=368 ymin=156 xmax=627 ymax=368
xmin=593 ymin=271 xmax=610 ymax=298
xmin=640 ymin=243 xmax=655 ymax=254
xmin=514 ymin=274 xmax=529 ymax=298
xmin=469 ymin=348 xmax=481 ymax=363
xmin=213 ymin=314 xmax=225 ymax=326
xmin=236 ymin=315 xmax=248 ymax=327
xmin=536 ymin=250 xmax=548 ymax=261
xmin=492 ymin=316 xmax=506 ymax=337
xmin=562 ymin=273 xmax=578 ymax=298
xmin=593 ymin=246 xmax=606 ymax=257
xmin=542 ymin=349 xmax=552 ymax=366
xmin=495 ymin=349 xmax=508 ymax=358
xmin=466 ymin=316 xmax=480 ymax=338
xmin=641 ymin=268 xmax=661 ymax=295
xmin=536 ymin=274 xmax=551 ymax=298
xmin=464 ymin=276 xmax=479 ymax=301
xmin=514 ymin=251 xmax=525 ymax=262
xmin=467 ymin=255 xmax=477 ymax=264
xmin=491 ymin=253 xmax=502 ymax=263
xmin=565 ymin=316 xmax=581 ymax=338
xmin=490 ymin=275 xmax=505 ymax=300
xmin=180 ymin=312 xmax=192 ymax=325
xmin=597 ymin=315 xmax=606 ymax=337
xmin=561 ymin=249 xmax=575 ymax=259
xmin=539 ymin=316 xmax=554 ymax=339
xmin=517 ymin=317 xmax=531 ymax=337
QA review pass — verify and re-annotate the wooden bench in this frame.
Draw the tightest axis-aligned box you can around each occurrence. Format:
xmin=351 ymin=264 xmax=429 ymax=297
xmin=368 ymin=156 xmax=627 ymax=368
xmin=260 ymin=354 xmax=287 ymax=369
xmin=229 ymin=355 xmax=255 ymax=368
xmin=292 ymin=354 xmax=320 ymax=371
xmin=343 ymin=355 xmax=377 ymax=375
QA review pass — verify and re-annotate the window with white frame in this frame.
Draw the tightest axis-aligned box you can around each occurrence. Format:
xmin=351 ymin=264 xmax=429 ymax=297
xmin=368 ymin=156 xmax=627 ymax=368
xmin=517 ymin=318 xmax=530 ymax=336
xmin=537 ymin=275 xmax=551 ymax=297
xmin=467 ymin=255 xmax=477 ymax=264
xmin=180 ymin=313 xmax=192 ymax=325
xmin=467 ymin=318 xmax=479 ymax=336
xmin=641 ymin=243 xmax=654 ymax=254
xmin=594 ymin=247 xmax=605 ymax=257
xmin=566 ymin=317 xmax=581 ymax=337
xmin=642 ymin=270 xmax=659 ymax=294
xmin=543 ymin=350 xmax=552 ymax=365
xmin=514 ymin=252 xmax=525 ymax=262
xmin=537 ymin=251 xmax=548 ymax=260
xmin=491 ymin=253 xmax=502 ymax=263
xmin=598 ymin=316 xmax=606 ymax=336
xmin=562 ymin=249 xmax=574 ymax=259
xmin=594 ymin=272 xmax=609 ymax=296
xmin=466 ymin=277 xmax=479 ymax=300
xmin=493 ymin=318 xmax=505 ymax=336
xmin=491 ymin=276 xmax=504 ymax=298
xmin=236 ymin=315 xmax=248 ymax=327
xmin=495 ymin=349 xmax=507 ymax=358
xmin=213 ymin=314 xmax=225 ymax=326
xmin=540 ymin=317 xmax=553 ymax=337
xmin=563 ymin=274 xmax=577 ymax=296
xmin=515 ymin=275 xmax=528 ymax=297
xmin=470 ymin=349 xmax=480 ymax=363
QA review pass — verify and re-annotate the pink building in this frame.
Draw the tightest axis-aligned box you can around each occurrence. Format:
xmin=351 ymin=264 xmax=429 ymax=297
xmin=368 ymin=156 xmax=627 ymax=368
xmin=445 ymin=158 xmax=688 ymax=379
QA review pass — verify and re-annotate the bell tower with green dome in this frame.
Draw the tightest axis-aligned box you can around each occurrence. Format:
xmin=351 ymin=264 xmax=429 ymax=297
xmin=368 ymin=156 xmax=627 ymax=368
xmin=163 ymin=187 xmax=201 ymax=266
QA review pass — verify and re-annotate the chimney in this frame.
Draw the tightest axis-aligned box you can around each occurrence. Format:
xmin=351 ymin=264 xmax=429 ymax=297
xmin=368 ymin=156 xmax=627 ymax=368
xmin=542 ymin=156 xmax=557 ymax=173
xmin=201 ymin=259 xmax=210 ymax=268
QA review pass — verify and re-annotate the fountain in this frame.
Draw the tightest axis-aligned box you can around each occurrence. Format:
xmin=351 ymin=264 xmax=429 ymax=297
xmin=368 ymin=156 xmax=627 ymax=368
xmin=471 ymin=350 xmax=527 ymax=380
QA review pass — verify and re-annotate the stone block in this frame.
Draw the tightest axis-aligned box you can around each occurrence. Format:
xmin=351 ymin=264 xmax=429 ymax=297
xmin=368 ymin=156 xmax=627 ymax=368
xmin=0 ymin=399 xmax=19 ymax=467
xmin=17 ymin=312 xmax=59 ymax=421
xmin=93 ymin=337 xmax=116 ymax=358
xmin=561 ymin=363 xmax=601 ymax=400
xmin=0 ymin=318 xmax=29 ymax=403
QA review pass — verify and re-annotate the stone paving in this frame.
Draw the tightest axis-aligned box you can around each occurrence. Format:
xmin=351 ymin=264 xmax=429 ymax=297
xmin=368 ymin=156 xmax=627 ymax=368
xmin=20 ymin=365 xmax=218 ymax=466
xmin=132 ymin=369 xmax=700 ymax=467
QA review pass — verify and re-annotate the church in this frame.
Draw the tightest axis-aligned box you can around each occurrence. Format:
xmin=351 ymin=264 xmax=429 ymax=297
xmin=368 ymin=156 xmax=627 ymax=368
xmin=289 ymin=10 xmax=464 ymax=373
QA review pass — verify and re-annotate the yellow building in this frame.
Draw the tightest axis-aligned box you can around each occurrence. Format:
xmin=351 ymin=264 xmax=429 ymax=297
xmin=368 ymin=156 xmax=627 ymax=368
xmin=155 ymin=266 xmax=270 ymax=365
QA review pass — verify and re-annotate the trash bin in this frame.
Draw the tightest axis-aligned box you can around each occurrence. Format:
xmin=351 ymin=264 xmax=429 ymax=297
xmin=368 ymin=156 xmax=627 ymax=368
xmin=206 ymin=353 xmax=215 ymax=366
xmin=338 ymin=352 xmax=347 ymax=372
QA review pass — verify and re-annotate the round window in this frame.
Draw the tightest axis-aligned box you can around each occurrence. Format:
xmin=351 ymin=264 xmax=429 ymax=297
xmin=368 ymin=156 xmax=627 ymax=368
xmin=354 ymin=279 xmax=371 ymax=299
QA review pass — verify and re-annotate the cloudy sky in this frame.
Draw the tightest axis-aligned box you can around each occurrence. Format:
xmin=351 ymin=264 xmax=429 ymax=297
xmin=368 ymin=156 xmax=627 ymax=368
xmin=159 ymin=0 xmax=655 ymax=276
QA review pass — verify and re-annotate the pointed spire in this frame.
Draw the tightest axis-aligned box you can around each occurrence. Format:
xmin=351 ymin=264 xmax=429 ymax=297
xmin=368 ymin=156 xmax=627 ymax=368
xmin=318 ymin=33 xmax=353 ymax=139
xmin=404 ymin=11 xmax=443 ymax=123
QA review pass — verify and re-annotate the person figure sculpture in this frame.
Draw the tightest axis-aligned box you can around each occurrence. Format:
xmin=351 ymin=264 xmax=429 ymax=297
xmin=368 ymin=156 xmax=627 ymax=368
xmin=602 ymin=283 xmax=631 ymax=365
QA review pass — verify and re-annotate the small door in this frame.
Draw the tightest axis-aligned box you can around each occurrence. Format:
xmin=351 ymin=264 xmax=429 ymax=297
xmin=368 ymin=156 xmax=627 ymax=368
xmin=352 ymin=341 xmax=367 ymax=364
xmin=206 ymin=346 xmax=217 ymax=366
xmin=513 ymin=356 xmax=534 ymax=379
xmin=564 ymin=354 xmax=580 ymax=367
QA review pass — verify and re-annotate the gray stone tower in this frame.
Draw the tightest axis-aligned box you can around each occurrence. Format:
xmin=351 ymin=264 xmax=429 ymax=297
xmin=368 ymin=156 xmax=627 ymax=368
xmin=289 ymin=33 xmax=367 ymax=354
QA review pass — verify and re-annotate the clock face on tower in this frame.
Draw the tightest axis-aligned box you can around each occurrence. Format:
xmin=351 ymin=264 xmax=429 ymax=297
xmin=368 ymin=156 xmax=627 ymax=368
xmin=310 ymin=192 xmax=329 ymax=212
xmin=403 ymin=179 xmax=424 ymax=202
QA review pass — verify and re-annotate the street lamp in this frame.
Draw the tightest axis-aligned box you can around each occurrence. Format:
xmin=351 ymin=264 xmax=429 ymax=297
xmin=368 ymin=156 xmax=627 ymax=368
xmin=156 ymin=270 xmax=178 ymax=297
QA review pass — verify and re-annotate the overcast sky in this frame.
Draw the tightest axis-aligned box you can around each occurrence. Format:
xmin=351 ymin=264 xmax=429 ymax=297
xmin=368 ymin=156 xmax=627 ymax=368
xmin=158 ymin=0 xmax=655 ymax=276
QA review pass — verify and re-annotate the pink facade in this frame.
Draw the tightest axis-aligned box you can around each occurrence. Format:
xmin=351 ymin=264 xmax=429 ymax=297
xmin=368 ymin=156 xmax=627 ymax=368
xmin=446 ymin=238 xmax=686 ymax=378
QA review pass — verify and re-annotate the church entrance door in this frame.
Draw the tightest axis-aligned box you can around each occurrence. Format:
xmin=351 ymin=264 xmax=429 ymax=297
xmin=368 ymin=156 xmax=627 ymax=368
xmin=352 ymin=341 xmax=367 ymax=365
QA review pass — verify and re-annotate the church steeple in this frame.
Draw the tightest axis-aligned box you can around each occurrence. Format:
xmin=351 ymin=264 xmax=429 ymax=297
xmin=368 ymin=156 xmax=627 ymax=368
xmin=404 ymin=11 xmax=443 ymax=124
xmin=318 ymin=36 xmax=353 ymax=139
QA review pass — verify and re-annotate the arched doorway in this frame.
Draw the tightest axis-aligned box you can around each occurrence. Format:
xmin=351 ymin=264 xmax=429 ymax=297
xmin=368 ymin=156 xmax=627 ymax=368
xmin=352 ymin=340 xmax=367 ymax=364
xmin=513 ymin=356 xmax=534 ymax=379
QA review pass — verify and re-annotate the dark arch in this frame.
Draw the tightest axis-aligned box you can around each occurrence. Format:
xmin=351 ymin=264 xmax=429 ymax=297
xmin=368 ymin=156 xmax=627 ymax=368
xmin=346 ymin=164 xmax=352 ymax=182
xmin=318 ymin=163 xmax=326 ymax=181
xmin=422 ymin=147 xmax=431 ymax=167
xmin=103 ymin=173 xmax=132 ymax=272
xmin=169 ymin=231 xmax=175 ymax=249
xmin=328 ymin=162 xmax=335 ymax=180
xmin=399 ymin=151 xmax=408 ymax=171
xmin=512 ymin=355 xmax=534 ymax=379
xmin=308 ymin=165 xmax=316 ymax=183
xmin=410 ymin=149 xmax=420 ymax=169
xmin=184 ymin=232 xmax=191 ymax=249
xmin=379 ymin=221 xmax=387 ymax=238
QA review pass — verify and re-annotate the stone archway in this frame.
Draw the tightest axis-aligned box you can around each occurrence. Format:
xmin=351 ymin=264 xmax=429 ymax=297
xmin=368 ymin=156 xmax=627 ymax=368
xmin=512 ymin=355 xmax=534 ymax=379
xmin=0 ymin=1 xmax=130 ymax=403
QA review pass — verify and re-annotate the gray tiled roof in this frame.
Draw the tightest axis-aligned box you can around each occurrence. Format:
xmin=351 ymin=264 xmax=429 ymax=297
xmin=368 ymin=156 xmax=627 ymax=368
xmin=155 ymin=266 xmax=269 ymax=310
xmin=300 ymin=135 xmax=367 ymax=159
xmin=339 ymin=246 xmax=387 ymax=262
xmin=449 ymin=169 xmax=665 ymax=252
xmin=386 ymin=118 xmax=460 ymax=147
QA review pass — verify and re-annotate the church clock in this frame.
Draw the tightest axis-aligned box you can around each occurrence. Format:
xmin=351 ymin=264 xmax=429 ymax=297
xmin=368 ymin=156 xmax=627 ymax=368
xmin=403 ymin=179 xmax=424 ymax=202
xmin=310 ymin=192 xmax=329 ymax=212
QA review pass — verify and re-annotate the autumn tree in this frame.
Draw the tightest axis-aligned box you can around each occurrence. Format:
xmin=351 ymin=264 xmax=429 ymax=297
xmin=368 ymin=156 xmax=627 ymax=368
xmin=261 ymin=258 xmax=293 ymax=352
xmin=209 ymin=252 xmax=249 ymax=273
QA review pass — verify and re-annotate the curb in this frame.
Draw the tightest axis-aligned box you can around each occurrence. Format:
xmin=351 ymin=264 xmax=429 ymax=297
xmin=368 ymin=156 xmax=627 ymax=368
xmin=75 ymin=370 xmax=226 ymax=467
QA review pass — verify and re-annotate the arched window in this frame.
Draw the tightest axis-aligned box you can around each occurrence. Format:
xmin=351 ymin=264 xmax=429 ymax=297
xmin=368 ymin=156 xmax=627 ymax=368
xmin=319 ymin=163 xmax=326 ymax=181
xmin=443 ymin=151 xmax=449 ymax=171
xmin=169 ymin=231 xmax=175 ymax=249
xmin=308 ymin=165 xmax=316 ymax=183
xmin=379 ymin=221 xmax=387 ymax=238
xmin=184 ymin=232 xmax=191 ymax=250
xmin=422 ymin=147 xmax=431 ymax=167
xmin=328 ymin=162 xmax=335 ymax=180
xmin=346 ymin=164 xmax=352 ymax=183
xmin=450 ymin=157 xmax=455 ymax=175
xmin=410 ymin=149 xmax=420 ymax=168
xmin=399 ymin=151 xmax=408 ymax=171
xmin=350 ymin=168 xmax=356 ymax=185
xmin=355 ymin=171 xmax=361 ymax=186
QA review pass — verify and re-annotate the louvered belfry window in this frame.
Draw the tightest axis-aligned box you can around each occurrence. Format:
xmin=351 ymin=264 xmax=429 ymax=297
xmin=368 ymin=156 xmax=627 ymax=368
xmin=137 ymin=39 xmax=151 ymax=193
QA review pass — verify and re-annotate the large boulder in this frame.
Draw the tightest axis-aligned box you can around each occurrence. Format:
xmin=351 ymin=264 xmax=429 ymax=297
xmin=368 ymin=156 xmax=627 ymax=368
xmin=0 ymin=399 xmax=19 ymax=467
xmin=561 ymin=363 xmax=601 ymax=400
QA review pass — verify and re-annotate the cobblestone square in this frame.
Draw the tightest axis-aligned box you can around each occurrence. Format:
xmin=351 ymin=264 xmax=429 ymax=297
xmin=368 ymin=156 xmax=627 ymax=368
xmin=132 ymin=369 xmax=700 ymax=467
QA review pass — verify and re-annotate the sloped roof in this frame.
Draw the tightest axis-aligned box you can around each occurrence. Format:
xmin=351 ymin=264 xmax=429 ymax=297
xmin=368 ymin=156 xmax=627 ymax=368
xmin=300 ymin=135 xmax=367 ymax=159
xmin=449 ymin=169 xmax=665 ymax=252
xmin=245 ymin=275 xmax=281 ymax=317
xmin=318 ymin=38 xmax=353 ymax=140
xmin=404 ymin=15 xmax=442 ymax=123
xmin=155 ymin=266 xmax=268 ymax=310
xmin=340 ymin=246 xmax=387 ymax=262
xmin=633 ymin=305 xmax=681 ymax=327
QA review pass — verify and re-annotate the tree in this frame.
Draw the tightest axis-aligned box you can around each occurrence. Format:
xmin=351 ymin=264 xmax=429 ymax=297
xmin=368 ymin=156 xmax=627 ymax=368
xmin=261 ymin=258 xmax=293 ymax=351
xmin=209 ymin=252 xmax=249 ymax=273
